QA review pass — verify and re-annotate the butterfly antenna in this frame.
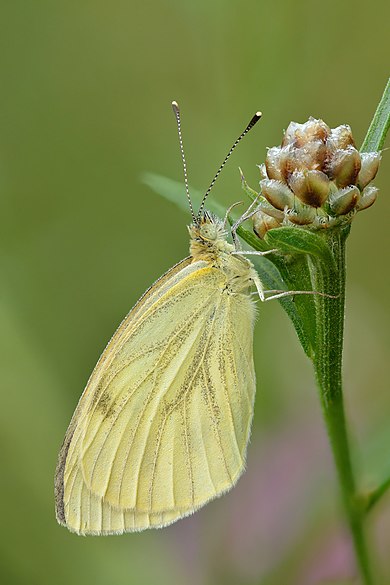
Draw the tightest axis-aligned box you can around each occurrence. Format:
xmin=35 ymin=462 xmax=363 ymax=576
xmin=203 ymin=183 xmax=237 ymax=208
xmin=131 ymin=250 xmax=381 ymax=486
xmin=197 ymin=111 xmax=262 ymax=221
xmin=172 ymin=101 xmax=197 ymax=223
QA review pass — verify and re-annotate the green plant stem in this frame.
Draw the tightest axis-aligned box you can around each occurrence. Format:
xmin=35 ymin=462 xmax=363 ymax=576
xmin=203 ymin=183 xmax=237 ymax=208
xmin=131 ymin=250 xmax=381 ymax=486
xmin=309 ymin=229 xmax=374 ymax=585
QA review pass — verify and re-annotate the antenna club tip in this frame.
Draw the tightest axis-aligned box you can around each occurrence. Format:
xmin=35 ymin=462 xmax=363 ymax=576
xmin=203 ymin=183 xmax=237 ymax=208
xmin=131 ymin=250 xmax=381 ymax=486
xmin=248 ymin=111 xmax=262 ymax=127
xmin=172 ymin=100 xmax=180 ymax=113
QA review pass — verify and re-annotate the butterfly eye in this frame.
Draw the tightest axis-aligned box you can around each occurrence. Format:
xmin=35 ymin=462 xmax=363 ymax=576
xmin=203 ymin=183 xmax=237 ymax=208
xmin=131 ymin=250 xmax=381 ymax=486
xmin=199 ymin=224 xmax=218 ymax=241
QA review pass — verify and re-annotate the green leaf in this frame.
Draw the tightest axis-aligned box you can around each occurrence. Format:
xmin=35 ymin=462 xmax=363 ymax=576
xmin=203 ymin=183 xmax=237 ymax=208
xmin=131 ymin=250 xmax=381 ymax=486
xmin=275 ymin=255 xmax=317 ymax=354
xmin=360 ymin=77 xmax=390 ymax=153
xmin=265 ymin=227 xmax=337 ymax=272
xmin=142 ymin=172 xmax=227 ymax=219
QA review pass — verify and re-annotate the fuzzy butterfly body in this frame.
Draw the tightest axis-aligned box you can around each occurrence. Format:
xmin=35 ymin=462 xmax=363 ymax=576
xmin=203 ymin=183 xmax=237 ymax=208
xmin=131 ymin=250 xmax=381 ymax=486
xmin=55 ymin=212 xmax=260 ymax=534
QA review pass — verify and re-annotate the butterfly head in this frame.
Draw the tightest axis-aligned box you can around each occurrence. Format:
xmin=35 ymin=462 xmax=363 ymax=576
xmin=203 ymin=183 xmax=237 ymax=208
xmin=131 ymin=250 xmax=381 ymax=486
xmin=189 ymin=211 xmax=226 ymax=243
xmin=189 ymin=211 xmax=232 ymax=261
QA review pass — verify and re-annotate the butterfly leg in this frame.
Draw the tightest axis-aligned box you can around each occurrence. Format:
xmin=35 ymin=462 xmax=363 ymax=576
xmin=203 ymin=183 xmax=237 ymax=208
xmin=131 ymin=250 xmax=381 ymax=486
xmin=231 ymin=195 xmax=262 ymax=247
xmin=262 ymin=289 xmax=337 ymax=302
xmin=223 ymin=201 xmax=244 ymax=229
xmin=223 ymin=202 xmax=245 ymax=250
xmin=250 ymin=269 xmax=336 ymax=303
xmin=233 ymin=249 xmax=278 ymax=256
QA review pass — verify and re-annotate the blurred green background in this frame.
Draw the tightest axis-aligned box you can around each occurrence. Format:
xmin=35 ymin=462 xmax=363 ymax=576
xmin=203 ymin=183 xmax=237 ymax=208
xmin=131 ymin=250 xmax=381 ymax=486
xmin=1 ymin=1 xmax=389 ymax=584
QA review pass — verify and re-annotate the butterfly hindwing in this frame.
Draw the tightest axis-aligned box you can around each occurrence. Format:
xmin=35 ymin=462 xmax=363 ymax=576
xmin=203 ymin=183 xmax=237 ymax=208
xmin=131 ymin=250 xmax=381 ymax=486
xmin=55 ymin=258 xmax=256 ymax=534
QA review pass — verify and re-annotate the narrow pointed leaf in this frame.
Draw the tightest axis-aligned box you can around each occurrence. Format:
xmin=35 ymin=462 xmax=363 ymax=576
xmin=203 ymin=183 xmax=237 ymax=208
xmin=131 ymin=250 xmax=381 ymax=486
xmin=142 ymin=172 xmax=227 ymax=219
xmin=360 ymin=77 xmax=390 ymax=153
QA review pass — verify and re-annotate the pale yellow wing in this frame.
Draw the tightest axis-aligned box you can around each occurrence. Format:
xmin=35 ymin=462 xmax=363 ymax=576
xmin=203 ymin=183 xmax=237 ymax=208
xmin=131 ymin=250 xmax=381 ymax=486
xmin=55 ymin=258 xmax=256 ymax=535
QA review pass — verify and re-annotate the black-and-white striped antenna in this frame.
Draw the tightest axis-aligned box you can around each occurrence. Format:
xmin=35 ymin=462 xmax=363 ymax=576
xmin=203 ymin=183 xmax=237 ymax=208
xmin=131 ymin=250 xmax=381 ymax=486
xmin=197 ymin=111 xmax=262 ymax=221
xmin=172 ymin=101 xmax=262 ymax=224
xmin=172 ymin=101 xmax=196 ymax=223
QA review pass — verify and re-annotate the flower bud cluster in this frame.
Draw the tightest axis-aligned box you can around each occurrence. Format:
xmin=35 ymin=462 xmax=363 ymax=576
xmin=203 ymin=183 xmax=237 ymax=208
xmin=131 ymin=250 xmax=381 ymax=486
xmin=253 ymin=118 xmax=381 ymax=238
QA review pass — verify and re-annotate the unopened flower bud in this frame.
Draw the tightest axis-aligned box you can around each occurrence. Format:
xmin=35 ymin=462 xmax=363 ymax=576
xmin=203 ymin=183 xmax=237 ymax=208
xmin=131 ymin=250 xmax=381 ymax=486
xmin=357 ymin=152 xmax=381 ymax=189
xmin=285 ymin=205 xmax=316 ymax=225
xmin=329 ymin=186 xmax=360 ymax=215
xmin=253 ymin=210 xmax=282 ymax=238
xmin=282 ymin=118 xmax=330 ymax=147
xmin=288 ymin=169 xmax=330 ymax=207
xmin=284 ymin=143 xmax=328 ymax=176
xmin=356 ymin=185 xmax=378 ymax=211
xmin=260 ymin=179 xmax=294 ymax=211
xmin=281 ymin=121 xmax=302 ymax=147
xmin=301 ymin=140 xmax=328 ymax=171
xmin=327 ymin=125 xmax=355 ymax=150
xmin=257 ymin=163 xmax=268 ymax=181
xmin=329 ymin=147 xmax=361 ymax=188
xmin=257 ymin=201 xmax=285 ymax=221
xmin=265 ymin=147 xmax=290 ymax=181
xmin=253 ymin=116 xmax=380 ymax=235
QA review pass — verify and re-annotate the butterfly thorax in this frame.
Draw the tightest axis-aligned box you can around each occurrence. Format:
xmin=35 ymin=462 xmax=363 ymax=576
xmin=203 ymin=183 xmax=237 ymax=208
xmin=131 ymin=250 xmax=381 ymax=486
xmin=189 ymin=211 xmax=256 ymax=295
